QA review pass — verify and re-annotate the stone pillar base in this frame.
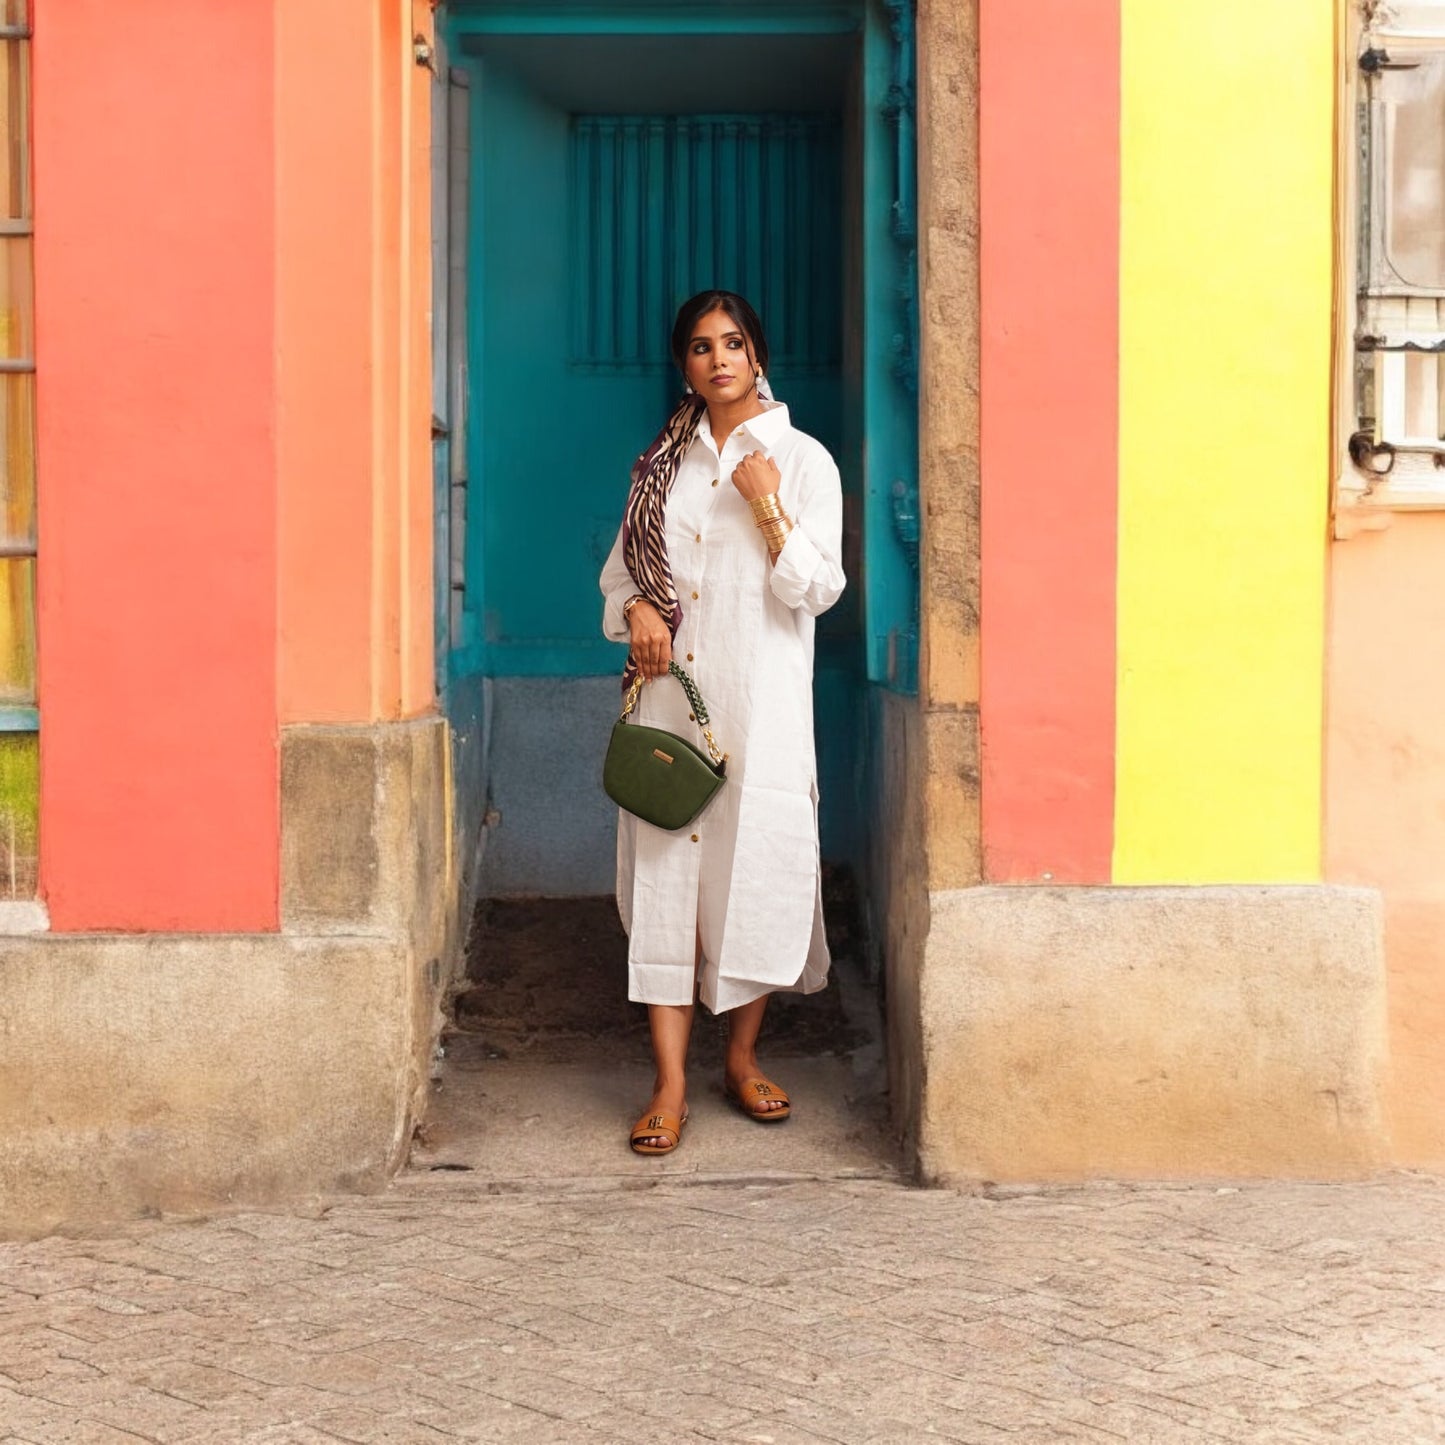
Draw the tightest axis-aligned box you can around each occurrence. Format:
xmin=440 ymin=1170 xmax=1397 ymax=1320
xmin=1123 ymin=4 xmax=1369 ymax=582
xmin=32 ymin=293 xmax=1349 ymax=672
xmin=0 ymin=718 xmax=455 ymax=1237
xmin=916 ymin=885 xmax=1388 ymax=1182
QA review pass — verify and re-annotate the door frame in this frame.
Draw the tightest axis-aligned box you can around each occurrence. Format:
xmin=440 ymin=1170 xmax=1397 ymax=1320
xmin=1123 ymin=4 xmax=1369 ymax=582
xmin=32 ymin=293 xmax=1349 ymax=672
xmin=439 ymin=0 xmax=919 ymax=695
xmin=437 ymin=0 xmax=920 ymax=892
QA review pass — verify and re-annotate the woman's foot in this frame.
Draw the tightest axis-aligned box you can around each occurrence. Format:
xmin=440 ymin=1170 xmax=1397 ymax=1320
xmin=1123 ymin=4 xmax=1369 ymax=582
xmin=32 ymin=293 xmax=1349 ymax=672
xmin=723 ymin=1055 xmax=791 ymax=1121
xmin=630 ymin=1082 xmax=688 ymax=1153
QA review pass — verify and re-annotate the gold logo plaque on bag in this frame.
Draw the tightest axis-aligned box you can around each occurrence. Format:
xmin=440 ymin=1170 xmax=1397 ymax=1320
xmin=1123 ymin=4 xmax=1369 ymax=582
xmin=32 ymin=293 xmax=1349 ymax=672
xmin=652 ymin=748 xmax=674 ymax=764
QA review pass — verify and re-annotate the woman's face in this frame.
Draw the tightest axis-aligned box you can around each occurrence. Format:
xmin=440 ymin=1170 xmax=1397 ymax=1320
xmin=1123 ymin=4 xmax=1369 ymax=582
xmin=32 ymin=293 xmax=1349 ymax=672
xmin=682 ymin=307 xmax=759 ymax=404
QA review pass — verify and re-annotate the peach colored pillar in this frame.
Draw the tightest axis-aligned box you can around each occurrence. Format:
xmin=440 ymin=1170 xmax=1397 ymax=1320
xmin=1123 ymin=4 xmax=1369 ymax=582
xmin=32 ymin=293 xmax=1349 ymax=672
xmin=1327 ymin=516 xmax=1445 ymax=1167
xmin=404 ymin=0 xmax=436 ymax=717
xmin=276 ymin=0 xmax=375 ymax=724
xmin=276 ymin=0 xmax=434 ymax=726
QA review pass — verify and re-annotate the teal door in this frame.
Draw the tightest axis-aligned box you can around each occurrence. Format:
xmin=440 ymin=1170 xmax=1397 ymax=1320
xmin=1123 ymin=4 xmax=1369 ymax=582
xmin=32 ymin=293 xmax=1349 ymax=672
xmin=475 ymin=104 xmax=845 ymax=677
xmin=446 ymin=1 xmax=916 ymax=894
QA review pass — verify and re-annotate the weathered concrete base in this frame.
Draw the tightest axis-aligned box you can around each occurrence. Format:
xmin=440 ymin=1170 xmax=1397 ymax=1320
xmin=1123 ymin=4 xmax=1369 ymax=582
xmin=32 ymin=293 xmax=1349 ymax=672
xmin=0 ymin=717 xmax=455 ymax=1237
xmin=917 ymin=885 xmax=1389 ymax=1183
xmin=280 ymin=716 xmax=456 ymax=1133
xmin=281 ymin=717 xmax=451 ymax=949
xmin=0 ymin=936 xmax=411 ymax=1236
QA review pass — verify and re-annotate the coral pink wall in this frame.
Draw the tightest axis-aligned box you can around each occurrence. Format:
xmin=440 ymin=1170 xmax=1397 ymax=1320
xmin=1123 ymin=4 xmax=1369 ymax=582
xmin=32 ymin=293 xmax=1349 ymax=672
xmin=1326 ymin=515 xmax=1445 ymax=1166
xmin=979 ymin=0 xmax=1119 ymax=882
xmin=34 ymin=2 xmax=279 ymax=930
xmin=33 ymin=0 xmax=435 ymax=930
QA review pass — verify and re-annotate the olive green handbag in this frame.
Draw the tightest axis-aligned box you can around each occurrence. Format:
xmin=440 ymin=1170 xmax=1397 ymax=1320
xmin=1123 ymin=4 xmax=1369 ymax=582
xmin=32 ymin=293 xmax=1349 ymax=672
xmin=603 ymin=661 xmax=727 ymax=830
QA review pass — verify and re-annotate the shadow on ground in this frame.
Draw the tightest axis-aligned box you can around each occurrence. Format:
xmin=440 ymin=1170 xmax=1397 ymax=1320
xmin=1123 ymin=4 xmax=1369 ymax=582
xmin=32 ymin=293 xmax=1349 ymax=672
xmin=408 ymin=868 xmax=899 ymax=1185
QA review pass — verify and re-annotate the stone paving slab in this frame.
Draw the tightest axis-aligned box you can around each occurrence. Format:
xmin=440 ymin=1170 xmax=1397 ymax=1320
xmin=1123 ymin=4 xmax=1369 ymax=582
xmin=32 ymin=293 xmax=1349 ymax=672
xmin=1 ymin=1174 xmax=1443 ymax=1443
xmin=412 ymin=1052 xmax=894 ymax=1185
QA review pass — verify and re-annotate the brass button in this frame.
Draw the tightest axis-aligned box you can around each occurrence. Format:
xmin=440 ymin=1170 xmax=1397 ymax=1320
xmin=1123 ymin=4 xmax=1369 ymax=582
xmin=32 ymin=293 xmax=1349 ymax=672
xmin=690 ymin=833 xmax=700 ymax=843
xmin=686 ymin=652 xmax=694 ymax=661
xmin=688 ymin=711 xmax=695 ymax=721
xmin=694 ymin=533 xmax=702 ymax=543
xmin=711 ymin=479 xmax=719 ymax=487
xmin=691 ymin=591 xmax=699 ymax=600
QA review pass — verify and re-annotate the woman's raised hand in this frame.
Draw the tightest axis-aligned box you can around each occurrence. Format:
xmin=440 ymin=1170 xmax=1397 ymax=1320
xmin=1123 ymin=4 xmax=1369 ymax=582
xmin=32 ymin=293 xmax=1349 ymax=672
xmin=628 ymin=600 xmax=672 ymax=680
xmin=731 ymin=451 xmax=781 ymax=502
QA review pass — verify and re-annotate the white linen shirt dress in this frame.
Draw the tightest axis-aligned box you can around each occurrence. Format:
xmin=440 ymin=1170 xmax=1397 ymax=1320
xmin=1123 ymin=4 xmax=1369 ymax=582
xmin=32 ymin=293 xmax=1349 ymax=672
xmin=599 ymin=400 xmax=846 ymax=1014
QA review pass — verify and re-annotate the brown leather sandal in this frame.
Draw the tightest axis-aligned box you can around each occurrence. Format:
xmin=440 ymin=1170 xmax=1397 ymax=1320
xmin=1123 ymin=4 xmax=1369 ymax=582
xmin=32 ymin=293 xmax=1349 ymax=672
xmin=725 ymin=1077 xmax=791 ymax=1122
xmin=629 ymin=1108 xmax=688 ymax=1155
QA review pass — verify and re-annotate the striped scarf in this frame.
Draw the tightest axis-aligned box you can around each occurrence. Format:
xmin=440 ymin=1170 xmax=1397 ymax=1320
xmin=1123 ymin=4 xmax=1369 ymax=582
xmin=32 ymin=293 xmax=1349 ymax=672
xmin=619 ymin=391 xmax=707 ymax=690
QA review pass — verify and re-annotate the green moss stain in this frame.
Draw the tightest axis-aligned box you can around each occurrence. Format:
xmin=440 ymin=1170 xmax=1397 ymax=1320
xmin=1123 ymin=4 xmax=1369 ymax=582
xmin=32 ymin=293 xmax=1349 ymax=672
xmin=0 ymin=731 xmax=37 ymax=896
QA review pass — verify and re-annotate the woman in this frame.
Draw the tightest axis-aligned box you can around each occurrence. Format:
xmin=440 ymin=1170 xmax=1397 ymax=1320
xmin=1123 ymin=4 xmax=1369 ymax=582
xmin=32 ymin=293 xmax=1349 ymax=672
xmin=599 ymin=290 xmax=846 ymax=1155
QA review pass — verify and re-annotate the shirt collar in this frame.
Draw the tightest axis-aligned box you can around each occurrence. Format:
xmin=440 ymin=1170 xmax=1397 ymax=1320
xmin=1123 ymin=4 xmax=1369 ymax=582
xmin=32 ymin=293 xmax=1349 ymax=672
xmin=699 ymin=399 xmax=790 ymax=454
xmin=740 ymin=400 xmax=790 ymax=447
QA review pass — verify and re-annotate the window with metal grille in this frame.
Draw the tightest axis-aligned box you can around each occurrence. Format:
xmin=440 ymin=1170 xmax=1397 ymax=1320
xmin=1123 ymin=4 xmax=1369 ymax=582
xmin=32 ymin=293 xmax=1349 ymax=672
xmin=0 ymin=0 xmax=36 ymax=903
xmin=1344 ymin=1 xmax=1445 ymax=514
xmin=568 ymin=114 xmax=842 ymax=372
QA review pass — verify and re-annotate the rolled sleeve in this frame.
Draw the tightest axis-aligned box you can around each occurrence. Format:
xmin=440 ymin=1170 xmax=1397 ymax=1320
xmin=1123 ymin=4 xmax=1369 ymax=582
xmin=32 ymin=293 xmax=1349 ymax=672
xmin=599 ymin=524 xmax=637 ymax=642
xmin=767 ymin=454 xmax=846 ymax=617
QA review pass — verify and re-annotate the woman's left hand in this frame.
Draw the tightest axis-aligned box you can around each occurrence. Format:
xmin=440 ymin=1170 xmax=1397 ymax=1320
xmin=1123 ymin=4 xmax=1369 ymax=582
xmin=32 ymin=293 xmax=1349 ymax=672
xmin=731 ymin=451 xmax=781 ymax=502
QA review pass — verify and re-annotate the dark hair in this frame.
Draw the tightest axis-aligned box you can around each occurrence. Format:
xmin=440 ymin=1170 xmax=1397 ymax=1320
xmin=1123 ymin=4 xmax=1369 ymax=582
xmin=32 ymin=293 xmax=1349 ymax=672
xmin=670 ymin=290 xmax=770 ymax=377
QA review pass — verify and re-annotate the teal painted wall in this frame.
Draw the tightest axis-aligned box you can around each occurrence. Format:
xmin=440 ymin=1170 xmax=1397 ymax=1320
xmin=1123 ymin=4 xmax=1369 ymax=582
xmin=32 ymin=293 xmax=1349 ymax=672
xmin=859 ymin=0 xmax=918 ymax=691
xmin=470 ymin=62 xmax=628 ymax=676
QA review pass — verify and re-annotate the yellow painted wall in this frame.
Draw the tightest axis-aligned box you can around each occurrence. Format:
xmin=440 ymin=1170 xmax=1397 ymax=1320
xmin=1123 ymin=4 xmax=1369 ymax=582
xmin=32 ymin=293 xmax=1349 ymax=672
xmin=1114 ymin=0 xmax=1334 ymax=883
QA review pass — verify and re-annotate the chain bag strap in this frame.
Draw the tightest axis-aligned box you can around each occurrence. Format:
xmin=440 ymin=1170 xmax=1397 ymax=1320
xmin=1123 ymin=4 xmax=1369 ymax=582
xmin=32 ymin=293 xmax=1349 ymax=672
xmin=603 ymin=662 xmax=729 ymax=831
xmin=618 ymin=661 xmax=725 ymax=765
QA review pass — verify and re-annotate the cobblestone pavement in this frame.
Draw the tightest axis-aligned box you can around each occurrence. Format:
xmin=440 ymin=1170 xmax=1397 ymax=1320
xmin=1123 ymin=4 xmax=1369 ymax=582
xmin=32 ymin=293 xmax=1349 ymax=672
xmin=2 ymin=1173 xmax=1444 ymax=1444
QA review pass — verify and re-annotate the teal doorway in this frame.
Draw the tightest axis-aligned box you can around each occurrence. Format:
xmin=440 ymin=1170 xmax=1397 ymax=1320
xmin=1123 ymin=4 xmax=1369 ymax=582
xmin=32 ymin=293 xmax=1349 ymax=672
xmin=440 ymin=1 xmax=917 ymax=910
